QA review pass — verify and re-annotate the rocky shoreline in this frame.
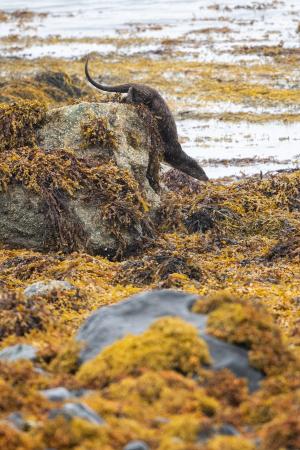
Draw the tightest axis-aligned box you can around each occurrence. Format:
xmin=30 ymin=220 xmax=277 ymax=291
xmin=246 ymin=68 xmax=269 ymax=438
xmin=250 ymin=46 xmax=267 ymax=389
xmin=1 ymin=0 xmax=300 ymax=444
xmin=0 ymin=68 xmax=299 ymax=449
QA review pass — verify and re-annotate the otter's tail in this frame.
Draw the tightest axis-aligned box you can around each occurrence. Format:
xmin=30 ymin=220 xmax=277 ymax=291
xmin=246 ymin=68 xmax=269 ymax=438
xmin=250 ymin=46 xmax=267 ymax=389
xmin=85 ymin=56 xmax=132 ymax=93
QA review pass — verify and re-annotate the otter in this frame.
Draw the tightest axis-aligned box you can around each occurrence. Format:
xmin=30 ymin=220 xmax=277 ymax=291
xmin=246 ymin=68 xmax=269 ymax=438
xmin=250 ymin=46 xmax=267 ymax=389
xmin=85 ymin=56 xmax=208 ymax=182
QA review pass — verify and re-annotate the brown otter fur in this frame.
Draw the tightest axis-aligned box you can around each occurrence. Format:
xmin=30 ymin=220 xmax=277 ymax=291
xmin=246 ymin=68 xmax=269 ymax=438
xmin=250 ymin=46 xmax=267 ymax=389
xmin=85 ymin=56 xmax=209 ymax=182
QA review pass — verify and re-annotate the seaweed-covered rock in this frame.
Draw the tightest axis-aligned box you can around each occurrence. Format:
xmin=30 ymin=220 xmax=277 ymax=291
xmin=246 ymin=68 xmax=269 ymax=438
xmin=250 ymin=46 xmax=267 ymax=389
xmin=35 ymin=71 xmax=83 ymax=100
xmin=0 ymin=290 xmax=50 ymax=341
xmin=48 ymin=402 xmax=104 ymax=425
xmin=0 ymin=422 xmax=38 ymax=450
xmin=116 ymin=250 xmax=202 ymax=286
xmin=24 ymin=280 xmax=75 ymax=298
xmin=41 ymin=387 xmax=88 ymax=402
xmin=0 ymin=100 xmax=46 ymax=151
xmin=185 ymin=206 xmax=238 ymax=234
xmin=192 ymin=292 xmax=295 ymax=375
xmin=198 ymin=423 xmax=239 ymax=443
xmin=76 ymin=316 xmax=211 ymax=387
xmin=0 ymin=71 xmax=85 ymax=104
xmin=40 ymin=387 xmax=74 ymax=402
xmin=267 ymin=233 xmax=300 ymax=260
xmin=7 ymin=412 xmax=29 ymax=431
xmin=0 ymin=102 xmax=161 ymax=257
xmin=76 ymin=290 xmax=263 ymax=391
xmin=38 ymin=102 xmax=161 ymax=200
xmin=260 ymin=413 xmax=300 ymax=450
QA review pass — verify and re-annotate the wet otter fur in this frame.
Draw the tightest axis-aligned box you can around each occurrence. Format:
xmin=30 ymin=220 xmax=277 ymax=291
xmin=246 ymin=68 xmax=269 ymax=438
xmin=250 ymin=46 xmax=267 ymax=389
xmin=85 ymin=56 xmax=209 ymax=182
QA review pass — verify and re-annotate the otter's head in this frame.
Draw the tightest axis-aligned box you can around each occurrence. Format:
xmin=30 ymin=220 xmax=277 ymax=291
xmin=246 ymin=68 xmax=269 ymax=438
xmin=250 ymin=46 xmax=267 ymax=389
xmin=127 ymin=86 xmax=152 ymax=106
xmin=190 ymin=166 xmax=209 ymax=182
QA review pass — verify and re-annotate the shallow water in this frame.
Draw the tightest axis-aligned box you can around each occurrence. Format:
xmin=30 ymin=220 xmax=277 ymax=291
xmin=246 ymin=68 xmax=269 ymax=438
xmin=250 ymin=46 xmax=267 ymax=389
xmin=177 ymin=118 xmax=300 ymax=178
xmin=1 ymin=0 xmax=300 ymax=179
xmin=178 ymin=119 xmax=300 ymax=158
xmin=1 ymin=0 xmax=299 ymax=62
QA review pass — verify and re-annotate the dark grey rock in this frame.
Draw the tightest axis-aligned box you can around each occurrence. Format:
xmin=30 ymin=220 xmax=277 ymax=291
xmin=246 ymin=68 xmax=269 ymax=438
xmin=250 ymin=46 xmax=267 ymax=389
xmin=0 ymin=344 xmax=36 ymax=362
xmin=124 ymin=441 xmax=150 ymax=450
xmin=198 ymin=427 xmax=215 ymax=443
xmin=218 ymin=424 xmax=239 ymax=436
xmin=48 ymin=402 xmax=104 ymax=425
xmin=72 ymin=389 xmax=91 ymax=398
xmin=24 ymin=280 xmax=75 ymax=298
xmin=76 ymin=290 xmax=264 ymax=392
xmin=198 ymin=423 xmax=239 ymax=443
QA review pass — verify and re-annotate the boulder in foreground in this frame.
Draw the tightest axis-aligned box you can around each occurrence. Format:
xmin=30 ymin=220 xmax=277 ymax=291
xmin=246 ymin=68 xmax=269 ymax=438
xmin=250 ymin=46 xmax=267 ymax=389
xmin=76 ymin=290 xmax=264 ymax=392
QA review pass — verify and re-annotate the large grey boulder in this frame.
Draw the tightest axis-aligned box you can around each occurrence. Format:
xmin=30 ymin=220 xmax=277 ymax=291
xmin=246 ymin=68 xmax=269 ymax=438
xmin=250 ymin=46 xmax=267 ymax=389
xmin=38 ymin=102 xmax=160 ymax=202
xmin=76 ymin=290 xmax=264 ymax=392
xmin=0 ymin=102 xmax=160 ymax=257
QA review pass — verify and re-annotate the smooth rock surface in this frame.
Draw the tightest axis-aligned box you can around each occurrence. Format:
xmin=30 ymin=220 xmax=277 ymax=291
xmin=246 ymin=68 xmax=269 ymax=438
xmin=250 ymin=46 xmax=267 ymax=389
xmin=77 ymin=290 xmax=264 ymax=392
xmin=24 ymin=280 xmax=75 ymax=298
xmin=41 ymin=387 xmax=74 ymax=402
xmin=48 ymin=402 xmax=103 ymax=425
xmin=0 ymin=344 xmax=37 ymax=362
xmin=41 ymin=387 xmax=89 ymax=402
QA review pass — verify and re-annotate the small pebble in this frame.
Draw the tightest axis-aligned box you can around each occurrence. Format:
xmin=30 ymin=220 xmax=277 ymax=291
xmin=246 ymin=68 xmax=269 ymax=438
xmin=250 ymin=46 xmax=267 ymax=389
xmin=123 ymin=441 xmax=150 ymax=450
xmin=0 ymin=344 xmax=36 ymax=362
xmin=48 ymin=402 xmax=103 ymax=425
